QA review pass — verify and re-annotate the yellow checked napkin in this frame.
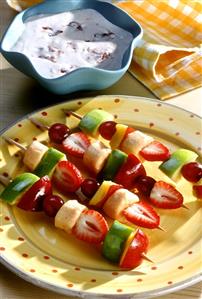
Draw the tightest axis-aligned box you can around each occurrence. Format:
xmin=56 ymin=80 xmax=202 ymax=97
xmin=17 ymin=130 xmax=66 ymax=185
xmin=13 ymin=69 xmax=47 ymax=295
xmin=117 ymin=0 xmax=202 ymax=100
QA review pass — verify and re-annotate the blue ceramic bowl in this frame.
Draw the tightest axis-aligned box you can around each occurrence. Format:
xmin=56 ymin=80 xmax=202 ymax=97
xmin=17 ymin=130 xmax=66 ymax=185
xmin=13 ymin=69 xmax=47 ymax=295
xmin=0 ymin=0 xmax=142 ymax=94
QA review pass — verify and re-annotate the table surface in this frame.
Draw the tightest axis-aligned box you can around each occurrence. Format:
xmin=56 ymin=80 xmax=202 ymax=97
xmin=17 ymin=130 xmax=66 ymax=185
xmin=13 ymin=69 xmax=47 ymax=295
xmin=0 ymin=2 xmax=202 ymax=299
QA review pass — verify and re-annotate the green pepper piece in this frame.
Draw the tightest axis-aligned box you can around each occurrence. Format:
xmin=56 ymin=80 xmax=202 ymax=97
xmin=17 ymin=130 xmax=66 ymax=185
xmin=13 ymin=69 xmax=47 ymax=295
xmin=34 ymin=147 xmax=65 ymax=177
xmin=0 ymin=173 xmax=39 ymax=205
xmin=159 ymin=149 xmax=198 ymax=179
xmin=101 ymin=149 xmax=127 ymax=180
xmin=102 ymin=220 xmax=134 ymax=263
xmin=79 ymin=109 xmax=113 ymax=137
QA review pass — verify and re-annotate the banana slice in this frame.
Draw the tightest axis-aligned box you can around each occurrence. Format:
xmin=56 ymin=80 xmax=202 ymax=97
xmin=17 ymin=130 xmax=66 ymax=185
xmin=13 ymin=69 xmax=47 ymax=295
xmin=83 ymin=140 xmax=111 ymax=174
xmin=23 ymin=140 xmax=48 ymax=171
xmin=103 ymin=188 xmax=139 ymax=219
xmin=55 ymin=200 xmax=87 ymax=233
xmin=121 ymin=130 xmax=153 ymax=157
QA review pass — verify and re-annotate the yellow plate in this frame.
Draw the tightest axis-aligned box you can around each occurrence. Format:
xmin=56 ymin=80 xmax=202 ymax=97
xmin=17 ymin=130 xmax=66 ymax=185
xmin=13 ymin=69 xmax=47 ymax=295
xmin=0 ymin=95 xmax=201 ymax=298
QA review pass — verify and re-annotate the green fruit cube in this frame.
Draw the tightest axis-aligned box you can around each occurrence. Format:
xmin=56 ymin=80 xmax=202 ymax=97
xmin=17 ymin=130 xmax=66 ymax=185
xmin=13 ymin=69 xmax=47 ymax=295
xmin=0 ymin=173 xmax=39 ymax=205
xmin=102 ymin=220 xmax=134 ymax=263
xmin=34 ymin=147 xmax=65 ymax=177
xmin=79 ymin=109 xmax=113 ymax=137
xmin=159 ymin=149 xmax=198 ymax=180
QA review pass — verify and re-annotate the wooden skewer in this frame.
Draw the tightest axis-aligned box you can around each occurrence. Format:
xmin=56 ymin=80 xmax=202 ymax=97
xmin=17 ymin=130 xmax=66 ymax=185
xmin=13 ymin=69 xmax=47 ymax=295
xmin=141 ymin=253 xmax=154 ymax=263
xmin=182 ymin=204 xmax=189 ymax=210
xmin=3 ymin=136 xmax=26 ymax=152
xmin=157 ymin=225 xmax=165 ymax=232
xmin=63 ymin=109 xmax=82 ymax=120
xmin=29 ymin=117 xmax=50 ymax=131
xmin=0 ymin=174 xmax=11 ymax=186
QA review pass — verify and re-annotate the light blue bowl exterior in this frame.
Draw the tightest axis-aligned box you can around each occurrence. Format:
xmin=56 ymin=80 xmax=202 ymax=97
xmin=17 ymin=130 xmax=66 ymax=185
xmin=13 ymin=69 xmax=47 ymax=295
xmin=0 ymin=0 xmax=143 ymax=94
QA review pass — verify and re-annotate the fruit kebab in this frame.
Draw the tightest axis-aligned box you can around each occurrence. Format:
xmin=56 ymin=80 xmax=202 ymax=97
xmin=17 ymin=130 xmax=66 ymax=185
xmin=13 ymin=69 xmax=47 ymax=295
xmin=2 ymin=136 xmax=163 ymax=229
xmin=64 ymin=109 xmax=171 ymax=162
xmin=0 ymin=174 xmax=151 ymax=270
xmin=28 ymin=118 xmax=187 ymax=210
xmin=65 ymin=109 xmax=200 ymax=180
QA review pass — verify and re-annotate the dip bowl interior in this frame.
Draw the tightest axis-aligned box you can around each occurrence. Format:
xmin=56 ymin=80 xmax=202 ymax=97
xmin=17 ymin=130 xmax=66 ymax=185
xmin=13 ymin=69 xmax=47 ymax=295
xmin=0 ymin=0 xmax=143 ymax=94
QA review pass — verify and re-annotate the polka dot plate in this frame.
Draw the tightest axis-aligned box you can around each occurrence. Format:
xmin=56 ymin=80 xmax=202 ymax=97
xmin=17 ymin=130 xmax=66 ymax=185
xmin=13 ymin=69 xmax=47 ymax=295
xmin=0 ymin=95 xmax=201 ymax=298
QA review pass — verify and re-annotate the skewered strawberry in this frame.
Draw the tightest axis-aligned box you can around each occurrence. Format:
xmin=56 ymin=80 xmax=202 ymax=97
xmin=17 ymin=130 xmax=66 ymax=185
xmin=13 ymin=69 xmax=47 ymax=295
xmin=30 ymin=117 xmax=90 ymax=159
xmin=149 ymin=181 xmax=184 ymax=209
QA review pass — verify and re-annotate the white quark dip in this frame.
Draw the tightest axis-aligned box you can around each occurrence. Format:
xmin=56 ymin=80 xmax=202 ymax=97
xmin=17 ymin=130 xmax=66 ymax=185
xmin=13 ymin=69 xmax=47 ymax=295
xmin=11 ymin=9 xmax=133 ymax=79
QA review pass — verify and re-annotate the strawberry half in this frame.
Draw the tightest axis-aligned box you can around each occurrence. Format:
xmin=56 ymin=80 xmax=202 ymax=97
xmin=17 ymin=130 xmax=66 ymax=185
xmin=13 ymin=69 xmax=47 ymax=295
xmin=72 ymin=210 xmax=109 ymax=244
xmin=62 ymin=132 xmax=91 ymax=158
xmin=139 ymin=141 xmax=171 ymax=161
xmin=53 ymin=160 xmax=83 ymax=193
xmin=123 ymin=201 xmax=160 ymax=229
xmin=149 ymin=181 xmax=183 ymax=209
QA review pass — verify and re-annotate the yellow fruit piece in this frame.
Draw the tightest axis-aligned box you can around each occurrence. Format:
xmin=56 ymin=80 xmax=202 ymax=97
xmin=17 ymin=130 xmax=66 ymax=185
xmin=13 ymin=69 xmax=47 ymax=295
xmin=110 ymin=124 xmax=128 ymax=149
xmin=89 ymin=181 xmax=115 ymax=207
xmin=119 ymin=229 xmax=137 ymax=265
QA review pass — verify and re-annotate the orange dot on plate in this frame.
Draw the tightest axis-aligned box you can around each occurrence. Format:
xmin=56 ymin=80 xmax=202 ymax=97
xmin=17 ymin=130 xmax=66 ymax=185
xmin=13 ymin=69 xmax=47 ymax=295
xmin=30 ymin=269 xmax=36 ymax=273
xmin=74 ymin=267 xmax=80 ymax=271
xmin=134 ymin=108 xmax=139 ymax=112
xmin=91 ymin=279 xmax=96 ymax=282
xmin=116 ymin=289 xmax=123 ymax=293
xmin=178 ymin=266 xmax=184 ymax=270
xmin=0 ymin=247 xmax=5 ymax=251
xmin=52 ymin=269 xmax=58 ymax=273
xmin=168 ymin=281 xmax=173 ymax=285
xmin=18 ymin=237 xmax=24 ymax=241
xmin=0 ymin=228 xmax=3 ymax=232
xmin=22 ymin=253 xmax=28 ymax=258
xmin=44 ymin=256 xmax=50 ymax=260
xmin=18 ymin=124 xmax=22 ymax=127
xmin=67 ymin=283 xmax=74 ymax=288
xmin=112 ymin=272 xmax=119 ymax=276
xmin=137 ymin=278 xmax=143 ymax=282
xmin=41 ymin=111 xmax=48 ymax=116
xmin=114 ymin=98 xmax=120 ymax=103
xmin=4 ymin=216 xmax=10 ymax=221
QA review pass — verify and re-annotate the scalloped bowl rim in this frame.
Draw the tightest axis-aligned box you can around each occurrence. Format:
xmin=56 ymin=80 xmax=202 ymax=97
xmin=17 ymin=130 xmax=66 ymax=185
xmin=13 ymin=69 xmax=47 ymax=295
xmin=0 ymin=0 xmax=143 ymax=82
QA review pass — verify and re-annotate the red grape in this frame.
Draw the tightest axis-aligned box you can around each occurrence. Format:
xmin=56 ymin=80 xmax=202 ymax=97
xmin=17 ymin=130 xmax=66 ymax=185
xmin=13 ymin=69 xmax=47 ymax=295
xmin=193 ymin=185 xmax=202 ymax=198
xmin=48 ymin=123 xmax=70 ymax=144
xmin=134 ymin=175 xmax=156 ymax=197
xmin=81 ymin=178 xmax=100 ymax=198
xmin=98 ymin=121 xmax=117 ymax=140
xmin=181 ymin=162 xmax=202 ymax=183
xmin=43 ymin=195 xmax=64 ymax=217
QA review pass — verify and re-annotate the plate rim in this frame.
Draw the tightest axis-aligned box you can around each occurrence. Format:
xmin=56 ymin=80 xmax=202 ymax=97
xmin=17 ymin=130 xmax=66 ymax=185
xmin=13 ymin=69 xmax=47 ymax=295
xmin=0 ymin=95 xmax=201 ymax=299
